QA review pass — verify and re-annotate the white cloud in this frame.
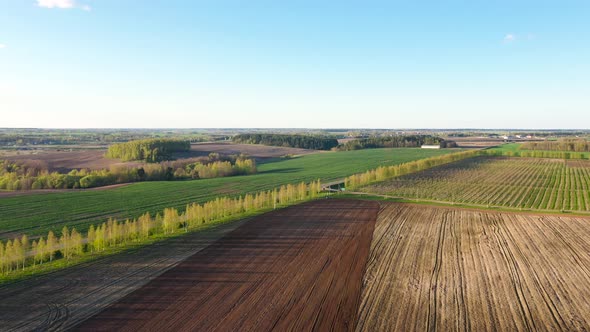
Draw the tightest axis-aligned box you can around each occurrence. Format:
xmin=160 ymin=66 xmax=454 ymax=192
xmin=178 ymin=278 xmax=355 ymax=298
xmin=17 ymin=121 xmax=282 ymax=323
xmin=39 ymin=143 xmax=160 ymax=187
xmin=0 ymin=44 xmax=5 ymax=49
xmin=37 ymin=0 xmax=91 ymax=10
xmin=37 ymin=0 xmax=75 ymax=8
xmin=504 ymin=34 xmax=516 ymax=42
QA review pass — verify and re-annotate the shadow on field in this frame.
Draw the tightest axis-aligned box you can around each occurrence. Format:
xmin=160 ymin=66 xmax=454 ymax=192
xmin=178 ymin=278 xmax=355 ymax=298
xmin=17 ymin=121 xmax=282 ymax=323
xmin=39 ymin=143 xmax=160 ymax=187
xmin=258 ymin=167 xmax=303 ymax=174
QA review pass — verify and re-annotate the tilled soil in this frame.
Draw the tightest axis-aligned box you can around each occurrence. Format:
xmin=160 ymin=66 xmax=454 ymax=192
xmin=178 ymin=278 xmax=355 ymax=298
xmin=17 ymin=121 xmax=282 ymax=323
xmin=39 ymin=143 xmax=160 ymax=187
xmin=357 ymin=203 xmax=590 ymax=331
xmin=0 ymin=220 xmax=249 ymax=331
xmin=75 ymin=199 xmax=379 ymax=331
xmin=181 ymin=142 xmax=318 ymax=159
xmin=5 ymin=150 xmax=138 ymax=172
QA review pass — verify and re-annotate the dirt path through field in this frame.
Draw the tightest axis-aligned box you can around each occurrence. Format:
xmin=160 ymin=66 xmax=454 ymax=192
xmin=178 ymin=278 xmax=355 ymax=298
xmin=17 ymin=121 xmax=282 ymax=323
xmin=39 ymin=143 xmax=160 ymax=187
xmin=75 ymin=199 xmax=379 ymax=331
xmin=0 ymin=220 xmax=249 ymax=331
xmin=356 ymin=203 xmax=590 ymax=331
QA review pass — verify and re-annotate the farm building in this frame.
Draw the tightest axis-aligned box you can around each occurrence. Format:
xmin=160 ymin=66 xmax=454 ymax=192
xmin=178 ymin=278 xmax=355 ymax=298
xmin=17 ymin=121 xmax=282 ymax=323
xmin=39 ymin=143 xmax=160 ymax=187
xmin=421 ymin=145 xmax=441 ymax=149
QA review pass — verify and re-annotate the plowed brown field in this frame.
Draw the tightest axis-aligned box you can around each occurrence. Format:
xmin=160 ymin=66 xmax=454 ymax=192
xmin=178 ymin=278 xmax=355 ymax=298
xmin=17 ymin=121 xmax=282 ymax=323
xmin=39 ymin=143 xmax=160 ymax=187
xmin=0 ymin=218 xmax=249 ymax=331
xmin=75 ymin=199 xmax=379 ymax=331
xmin=185 ymin=142 xmax=317 ymax=159
xmin=357 ymin=203 xmax=590 ymax=331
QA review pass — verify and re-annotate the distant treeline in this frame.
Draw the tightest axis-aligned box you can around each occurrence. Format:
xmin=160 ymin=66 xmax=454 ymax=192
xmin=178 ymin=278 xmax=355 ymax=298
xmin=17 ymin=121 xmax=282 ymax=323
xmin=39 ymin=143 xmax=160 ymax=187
xmin=0 ymin=130 xmax=211 ymax=147
xmin=337 ymin=135 xmax=457 ymax=151
xmin=105 ymin=139 xmax=191 ymax=162
xmin=0 ymin=154 xmax=256 ymax=191
xmin=521 ymin=140 xmax=590 ymax=153
xmin=232 ymin=134 xmax=339 ymax=151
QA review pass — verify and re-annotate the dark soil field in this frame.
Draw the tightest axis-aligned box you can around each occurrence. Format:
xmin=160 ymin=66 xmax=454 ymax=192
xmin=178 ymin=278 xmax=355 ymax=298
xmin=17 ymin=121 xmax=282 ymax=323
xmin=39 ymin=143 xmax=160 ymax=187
xmin=357 ymin=203 xmax=590 ymax=331
xmin=0 ymin=219 xmax=249 ymax=331
xmin=75 ymin=199 xmax=378 ymax=331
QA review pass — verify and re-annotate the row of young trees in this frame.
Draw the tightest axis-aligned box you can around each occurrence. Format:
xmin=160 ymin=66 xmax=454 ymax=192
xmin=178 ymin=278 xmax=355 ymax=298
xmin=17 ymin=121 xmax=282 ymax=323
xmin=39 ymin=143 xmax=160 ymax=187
xmin=345 ymin=150 xmax=483 ymax=189
xmin=488 ymin=149 xmax=589 ymax=160
xmin=337 ymin=135 xmax=457 ymax=151
xmin=0 ymin=156 xmax=257 ymax=191
xmin=105 ymin=138 xmax=191 ymax=162
xmin=522 ymin=139 xmax=590 ymax=152
xmin=232 ymin=134 xmax=339 ymax=150
xmin=0 ymin=180 xmax=322 ymax=276
xmin=0 ymin=227 xmax=83 ymax=274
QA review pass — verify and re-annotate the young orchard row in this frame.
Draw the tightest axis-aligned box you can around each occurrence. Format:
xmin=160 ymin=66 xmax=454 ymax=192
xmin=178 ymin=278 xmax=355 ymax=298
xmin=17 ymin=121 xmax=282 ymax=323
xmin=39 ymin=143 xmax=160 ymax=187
xmin=363 ymin=157 xmax=590 ymax=211
xmin=345 ymin=149 xmax=483 ymax=190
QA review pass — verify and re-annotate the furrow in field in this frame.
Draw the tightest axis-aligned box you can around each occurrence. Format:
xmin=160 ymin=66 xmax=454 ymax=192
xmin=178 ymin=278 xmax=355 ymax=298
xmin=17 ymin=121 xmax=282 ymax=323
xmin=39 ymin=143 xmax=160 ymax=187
xmin=357 ymin=203 xmax=590 ymax=331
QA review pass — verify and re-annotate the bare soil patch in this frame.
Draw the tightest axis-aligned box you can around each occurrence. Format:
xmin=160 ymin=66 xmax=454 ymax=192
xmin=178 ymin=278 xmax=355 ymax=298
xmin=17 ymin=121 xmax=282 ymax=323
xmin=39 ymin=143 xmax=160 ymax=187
xmin=4 ymin=150 xmax=140 ymax=172
xmin=337 ymin=138 xmax=358 ymax=144
xmin=357 ymin=203 xmax=590 ymax=331
xmin=179 ymin=141 xmax=318 ymax=159
xmin=75 ymin=199 xmax=379 ymax=331
xmin=449 ymin=137 xmax=505 ymax=148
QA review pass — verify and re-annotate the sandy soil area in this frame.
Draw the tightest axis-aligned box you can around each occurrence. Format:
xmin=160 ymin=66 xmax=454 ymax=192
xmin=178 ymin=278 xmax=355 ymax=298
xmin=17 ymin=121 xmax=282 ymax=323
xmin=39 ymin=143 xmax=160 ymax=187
xmin=357 ymin=203 xmax=590 ymax=331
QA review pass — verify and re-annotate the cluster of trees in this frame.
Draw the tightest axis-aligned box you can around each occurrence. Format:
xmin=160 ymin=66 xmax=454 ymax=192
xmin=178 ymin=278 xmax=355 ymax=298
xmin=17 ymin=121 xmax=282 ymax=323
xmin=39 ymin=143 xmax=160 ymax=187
xmin=232 ymin=134 xmax=339 ymax=150
xmin=521 ymin=140 xmax=590 ymax=152
xmin=0 ymin=180 xmax=323 ymax=276
xmin=0 ymin=155 xmax=257 ymax=191
xmin=337 ymin=135 xmax=457 ymax=151
xmin=345 ymin=150 xmax=482 ymax=189
xmin=105 ymin=138 xmax=191 ymax=162
xmin=183 ymin=159 xmax=256 ymax=179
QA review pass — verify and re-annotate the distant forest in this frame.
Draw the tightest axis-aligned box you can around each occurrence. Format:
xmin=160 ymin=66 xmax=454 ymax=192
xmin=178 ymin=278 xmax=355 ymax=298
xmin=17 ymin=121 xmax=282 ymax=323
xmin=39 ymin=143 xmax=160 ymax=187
xmin=232 ymin=134 xmax=339 ymax=150
xmin=0 ymin=129 xmax=211 ymax=147
xmin=105 ymin=139 xmax=191 ymax=162
xmin=337 ymin=135 xmax=457 ymax=151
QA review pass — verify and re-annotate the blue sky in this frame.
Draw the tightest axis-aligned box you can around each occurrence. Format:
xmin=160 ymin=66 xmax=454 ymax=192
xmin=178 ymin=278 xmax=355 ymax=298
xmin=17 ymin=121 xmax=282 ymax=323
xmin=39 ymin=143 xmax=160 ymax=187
xmin=1 ymin=0 xmax=589 ymax=129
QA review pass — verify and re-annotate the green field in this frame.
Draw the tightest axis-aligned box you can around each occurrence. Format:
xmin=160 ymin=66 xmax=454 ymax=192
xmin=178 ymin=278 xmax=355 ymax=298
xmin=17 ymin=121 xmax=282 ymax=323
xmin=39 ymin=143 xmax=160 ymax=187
xmin=0 ymin=148 xmax=455 ymax=239
xmin=489 ymin=143 xmax=522 ymax=152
